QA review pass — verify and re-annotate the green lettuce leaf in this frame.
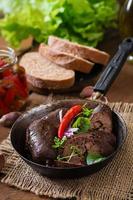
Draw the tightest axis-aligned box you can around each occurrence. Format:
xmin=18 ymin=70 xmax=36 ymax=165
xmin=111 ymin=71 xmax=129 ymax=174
xmin=0 ymin=0 xmax=118 ymax=48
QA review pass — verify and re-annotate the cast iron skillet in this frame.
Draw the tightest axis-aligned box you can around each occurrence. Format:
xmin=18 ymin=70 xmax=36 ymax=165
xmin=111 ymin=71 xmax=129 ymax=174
xmin=10 ymin=38 xmax=133 ymax=179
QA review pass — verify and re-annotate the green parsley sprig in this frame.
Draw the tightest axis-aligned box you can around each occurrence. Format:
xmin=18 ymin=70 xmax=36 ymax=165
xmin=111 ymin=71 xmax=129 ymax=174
xmin=56 ymin=145 xmax=81 ymax=162
xmin=52 ymin=136 xmax=67 ymax=149
xmin=82 ymin=107 xmax=93 ymax=117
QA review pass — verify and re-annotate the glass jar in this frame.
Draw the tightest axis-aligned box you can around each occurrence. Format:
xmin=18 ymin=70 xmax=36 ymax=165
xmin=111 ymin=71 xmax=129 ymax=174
xmin=119 ymin=0 xmax=133 ymax=62
xmin=0 ymin=47 xmax=28 ymax=116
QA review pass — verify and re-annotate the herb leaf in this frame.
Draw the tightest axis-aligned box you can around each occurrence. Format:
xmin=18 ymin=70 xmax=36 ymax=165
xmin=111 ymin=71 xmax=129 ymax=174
xmin=82 ymin=107 xmax=93 ymax=117
xmin=56 ymin=145 xmax=81 ymax=161
xmin=72 ymin=117 xmax=90 ymax=133
xmin=70 ymin=145 xmax=81 ymax=156
xmin=56 ymin=155 xmax=70 ymax=161
xmin=86 ymin=153 xmax=105 ymax=165
xmin=52 ymin=136 xmax=67 ymax=149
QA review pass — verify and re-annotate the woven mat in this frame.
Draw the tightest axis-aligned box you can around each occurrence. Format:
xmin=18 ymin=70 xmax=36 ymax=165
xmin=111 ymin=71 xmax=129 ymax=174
xmin=0 ymin=102 xmax=133 ymax=200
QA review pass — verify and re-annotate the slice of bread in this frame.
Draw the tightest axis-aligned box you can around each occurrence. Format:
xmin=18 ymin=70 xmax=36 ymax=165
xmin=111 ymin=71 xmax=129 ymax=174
xmin=39 ymin=44 xmax=94 ymax=74
xmin=19 ymin=52 xmax=75 ymax=90
xmin=48 ymin=36 xmax=110 ymax=66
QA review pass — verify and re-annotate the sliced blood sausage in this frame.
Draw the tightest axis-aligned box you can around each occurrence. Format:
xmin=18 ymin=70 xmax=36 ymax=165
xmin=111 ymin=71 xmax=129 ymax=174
xmin=26 ymin=108 xmax=67 ymax=163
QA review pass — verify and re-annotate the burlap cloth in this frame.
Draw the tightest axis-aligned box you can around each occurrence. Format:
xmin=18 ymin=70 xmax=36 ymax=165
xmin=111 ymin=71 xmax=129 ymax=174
xmin=0 ymin=102 xmax=133 ymax=200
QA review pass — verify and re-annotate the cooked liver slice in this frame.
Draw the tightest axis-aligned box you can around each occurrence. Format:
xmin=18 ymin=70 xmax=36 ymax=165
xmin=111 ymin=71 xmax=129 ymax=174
xmin=90 ymin=104 xmax=113 ymax=133
xmin=63 ymin=130 xmax=116 ymax=158
xmin=62 ymin=104 xmax=115 ymax=162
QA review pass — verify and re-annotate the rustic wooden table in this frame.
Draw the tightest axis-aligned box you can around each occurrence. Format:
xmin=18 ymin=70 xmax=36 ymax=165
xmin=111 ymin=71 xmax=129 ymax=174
xmin=0 ymin=34 xmax=133 ymax=200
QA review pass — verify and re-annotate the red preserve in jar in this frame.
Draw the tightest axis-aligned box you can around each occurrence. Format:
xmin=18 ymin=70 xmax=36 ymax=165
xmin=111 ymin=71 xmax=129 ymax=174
xmin=0 ymin=47 xmax=28 ymax=116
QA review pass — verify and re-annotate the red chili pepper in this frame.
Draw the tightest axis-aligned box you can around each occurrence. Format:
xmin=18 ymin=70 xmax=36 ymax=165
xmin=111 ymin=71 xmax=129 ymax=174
xmin=58 ymin=105 xmax=82 ymax=139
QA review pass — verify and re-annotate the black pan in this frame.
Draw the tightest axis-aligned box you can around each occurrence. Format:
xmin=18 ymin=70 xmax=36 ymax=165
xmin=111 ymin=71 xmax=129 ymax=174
xmin=10 ymin=38 xmax=133 ymax=179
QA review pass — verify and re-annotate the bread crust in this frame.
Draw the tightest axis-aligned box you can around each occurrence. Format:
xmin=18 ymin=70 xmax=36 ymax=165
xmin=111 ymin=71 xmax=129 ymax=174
xmin=48 ymin=36 xmax=110 ymax=66
xmin=26 ymin=74 xmax=75 ymax=89
xmin=39 ymin=44 xmax=94 ymax=73
xmin=19 ymin=52 xmax=75 ymax=90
